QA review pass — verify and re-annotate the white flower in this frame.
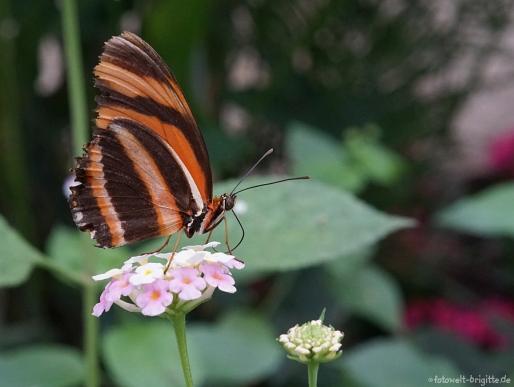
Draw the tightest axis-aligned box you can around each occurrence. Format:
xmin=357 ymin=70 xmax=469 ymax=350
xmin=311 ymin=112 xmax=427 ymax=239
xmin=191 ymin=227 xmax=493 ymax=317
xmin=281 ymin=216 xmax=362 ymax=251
xmin=129 ymin=262 xmax=164 ymax=285
xmin=203 ymin=252 xmax=235 ymax=264
xmin=92 ymin=268 xmax=123 ymax=281
xmin=278 ymin=319 xmax=344 ymax=363
xmin=124 ymin=254 xmax=152 ymax=265
xmin=181 ymin=241 xmax=220 ymax=251
xmin=159 ymin=249 xmax=207 ymax=268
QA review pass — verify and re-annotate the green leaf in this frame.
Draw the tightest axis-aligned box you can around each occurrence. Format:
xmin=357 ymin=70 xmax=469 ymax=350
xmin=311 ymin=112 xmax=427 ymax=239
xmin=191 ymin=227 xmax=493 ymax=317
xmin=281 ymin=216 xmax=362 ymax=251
xmin=0 ymin=215 xmax=42 ymax=286
xmin=324 ymin=248 xmax=373 ymax=279
xmin=103 ymin=312 xmax=280 ymax=387
xmin=206 ymin=177 xmax=412 ymax=272
xmin=436 ymin=183 xmax=514 ymax=237
xmin=46 ymin=225 xmax=129 ymax=276
xmin=103 ymin=320 xmax=206 ymax=387
xmin=341 ymin=339 xmax=461 ymax=387
xmin=328 ymin=264 xmax=403 ymax=331
xmin=188 ymin=311 xmax=282 ymax=384
xmin=286 ymin=121 xmax=366 ymax=192
xmin=0 ymin=345 xmax=84 ymax=387
xmin=344 ymin=128 xmax=405 ymax=186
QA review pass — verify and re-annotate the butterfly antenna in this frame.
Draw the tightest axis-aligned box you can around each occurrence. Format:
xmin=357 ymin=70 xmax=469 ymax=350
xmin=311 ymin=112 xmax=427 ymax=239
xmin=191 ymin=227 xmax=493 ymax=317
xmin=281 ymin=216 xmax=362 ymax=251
xmin=230 ymin=210 xmax=245 ymax=252
xmin=230 ymin=148 xmax=274 ymax=195
xmin=233 ymin=175 xmax=310 ymax=195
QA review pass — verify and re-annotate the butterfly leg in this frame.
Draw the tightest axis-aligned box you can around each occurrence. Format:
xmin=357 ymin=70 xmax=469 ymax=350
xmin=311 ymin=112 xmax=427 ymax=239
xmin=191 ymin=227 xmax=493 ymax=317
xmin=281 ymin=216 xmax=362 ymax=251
xmin=223 ymin=213 xmax=232 ymax=254
xmin=141 ymin=234 xmax=172 ymax=255
xmin=164 ymin=231 xmax=183 ymax=274
xmin=204 ymin=229 xmax=214 ymax=244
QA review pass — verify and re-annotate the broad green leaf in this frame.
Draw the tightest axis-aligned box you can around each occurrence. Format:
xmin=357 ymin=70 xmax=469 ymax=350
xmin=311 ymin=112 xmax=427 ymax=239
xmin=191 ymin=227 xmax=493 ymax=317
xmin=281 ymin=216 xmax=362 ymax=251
xmin=46 ymin=225 xmax=129 ymax=276
xmin=0 ymin=345 xmax=84 ymax=387
xmin=0 ymin=215 xmax=42 ymax=286
xmin=103 ymin=312 xmax=280 ymax=387
xmin=103 ymin=320 xmax=206 ymax=387
xmin=206 ymin=177 xmax=412 ymax=272
xmin=188 ymin=311 xmax=281 ymax=384
xmin=341 ymin=339 xmax=461 ymax=387
xmin=436 ymin=183 xmax=514 ymax=237
xmin=286 ymin=121 xmax=366 ymax=192
xmin=324 ymin=248 xmax=373 ymax=279
xmin=328 ymin=264 xmax=403 ymax=331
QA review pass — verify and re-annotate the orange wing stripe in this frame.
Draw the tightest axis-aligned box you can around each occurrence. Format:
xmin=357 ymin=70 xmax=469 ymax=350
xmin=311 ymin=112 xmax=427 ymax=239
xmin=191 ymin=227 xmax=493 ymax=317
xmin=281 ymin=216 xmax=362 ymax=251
xmin=95 ymin=32 xmax=213 ymax=202
xmin=96 ymin=104 xmax=209 ymax=198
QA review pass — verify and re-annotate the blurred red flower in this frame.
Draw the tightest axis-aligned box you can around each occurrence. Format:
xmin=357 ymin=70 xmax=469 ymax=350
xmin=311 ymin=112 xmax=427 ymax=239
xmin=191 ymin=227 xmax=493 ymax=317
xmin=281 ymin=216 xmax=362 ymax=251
xmin=404 ymin=298 xmax=514 ymax=349
xmin=488 ymin=130 xmax=514 ymax=173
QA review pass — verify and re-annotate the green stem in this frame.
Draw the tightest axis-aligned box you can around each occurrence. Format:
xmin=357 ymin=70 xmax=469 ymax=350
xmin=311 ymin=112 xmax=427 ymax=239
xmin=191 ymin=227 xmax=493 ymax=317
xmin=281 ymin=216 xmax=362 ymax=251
xmin=61 ymin=0 xmax=88 ymax=155
xmin=60 ymin=2 xmax=97 ymax=387
xmin=308 ymin=361 xmax=319 ymax=387
xmin=171 ymin=313 xmax=194 ymax=387
xmin=83 ymin=284 xmax=99 ymax=387
xmin=0 ymin=0 xmax=35 ymax=240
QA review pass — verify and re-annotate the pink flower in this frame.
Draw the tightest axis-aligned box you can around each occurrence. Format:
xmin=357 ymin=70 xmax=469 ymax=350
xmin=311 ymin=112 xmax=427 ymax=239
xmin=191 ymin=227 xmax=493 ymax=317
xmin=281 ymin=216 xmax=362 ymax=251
xmin=92 ymin=283 xmax=114 ymax=317
xmin=225 ymin=258 xmax=245 ymax=270
xmin=168 ymin=267 xmax=206 ymax=301
xmin=200 ymin=263 xmax=236 ymax=293
xmin=135 ymin=280 xmax=173 ymax=316
xmin=105 ymin=273 xmax=133 ymax=302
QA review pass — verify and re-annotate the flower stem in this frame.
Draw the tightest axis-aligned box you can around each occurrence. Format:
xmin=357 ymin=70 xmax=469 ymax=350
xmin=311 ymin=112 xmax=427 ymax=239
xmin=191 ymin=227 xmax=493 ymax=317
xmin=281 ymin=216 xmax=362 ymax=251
xmin=61 ymin=0 xmax=88 ymax=155
xmin=308 ymin=361 xmax=319 ymax=387
xmin=171 ymin=313 xmax=194 ymax=387
xmin=83 ymin=284 xmax=99 ymax=387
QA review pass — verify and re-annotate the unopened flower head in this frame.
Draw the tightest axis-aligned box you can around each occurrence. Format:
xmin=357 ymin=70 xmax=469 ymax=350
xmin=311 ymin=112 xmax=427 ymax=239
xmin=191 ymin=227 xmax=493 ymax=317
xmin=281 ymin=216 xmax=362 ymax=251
xmin=91 ymin=241 xmax=244 ymax=317
xmin=278 ymin=319 xmax=343 ymax=364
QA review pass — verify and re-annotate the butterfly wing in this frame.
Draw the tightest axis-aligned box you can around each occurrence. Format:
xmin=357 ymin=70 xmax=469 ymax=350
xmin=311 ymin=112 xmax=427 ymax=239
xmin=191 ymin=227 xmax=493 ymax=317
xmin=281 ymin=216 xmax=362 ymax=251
xmin=70 ymin=118 xmax=201 ymax=247
xmin=70 ymin=32 xmax=214 ymax=247
xmin=94 ymin=32 xmax=212 ymax=205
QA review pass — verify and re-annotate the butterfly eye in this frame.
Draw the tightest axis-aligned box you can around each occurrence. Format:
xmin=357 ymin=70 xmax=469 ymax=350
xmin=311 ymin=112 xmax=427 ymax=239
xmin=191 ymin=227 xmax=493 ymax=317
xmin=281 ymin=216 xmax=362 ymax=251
xmin=225 ymin=195 xmax=236 ymax=211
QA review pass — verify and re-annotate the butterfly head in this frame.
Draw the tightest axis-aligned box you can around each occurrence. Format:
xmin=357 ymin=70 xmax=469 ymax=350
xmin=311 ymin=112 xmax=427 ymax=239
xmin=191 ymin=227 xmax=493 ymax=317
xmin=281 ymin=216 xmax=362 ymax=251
xmin=220 ymin=193 xmax=237 ymax=211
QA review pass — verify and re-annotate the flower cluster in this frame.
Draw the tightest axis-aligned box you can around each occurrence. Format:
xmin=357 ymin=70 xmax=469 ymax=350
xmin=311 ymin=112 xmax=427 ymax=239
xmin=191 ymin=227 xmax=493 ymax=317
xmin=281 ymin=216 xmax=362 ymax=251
xmin=278 ymin=319 xmax=343 ymax=364
xmin=91 ymin=242 xmax=244 ymax=317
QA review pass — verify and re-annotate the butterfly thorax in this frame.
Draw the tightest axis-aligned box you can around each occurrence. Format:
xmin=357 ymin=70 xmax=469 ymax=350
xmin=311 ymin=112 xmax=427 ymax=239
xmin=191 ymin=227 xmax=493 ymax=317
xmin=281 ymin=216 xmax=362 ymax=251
xmin=187 ymin=193 xmax=236 ymax=237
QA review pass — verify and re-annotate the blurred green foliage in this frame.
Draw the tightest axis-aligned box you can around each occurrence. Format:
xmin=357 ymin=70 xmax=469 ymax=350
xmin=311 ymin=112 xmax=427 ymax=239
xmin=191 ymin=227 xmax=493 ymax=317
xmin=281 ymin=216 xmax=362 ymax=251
xmin=437 ymin=183 xmax=514 ymax=237
xmin=2 ymin=0 xmax=514 ymax=386
xmin=0 ymin=345 xmax=84 ymax=387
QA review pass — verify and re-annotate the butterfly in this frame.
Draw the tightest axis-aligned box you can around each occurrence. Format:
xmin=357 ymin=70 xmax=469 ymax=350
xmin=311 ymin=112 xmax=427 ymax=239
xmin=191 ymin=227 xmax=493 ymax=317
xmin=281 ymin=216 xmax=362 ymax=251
xmin=69 ymin=32 xmax=307 ymax=250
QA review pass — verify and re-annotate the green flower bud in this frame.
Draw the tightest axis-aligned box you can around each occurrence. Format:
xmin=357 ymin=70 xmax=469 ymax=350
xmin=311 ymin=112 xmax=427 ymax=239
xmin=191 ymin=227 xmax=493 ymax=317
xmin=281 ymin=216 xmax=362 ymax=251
xmin=278 ymin=319 xmax=343 ymax=364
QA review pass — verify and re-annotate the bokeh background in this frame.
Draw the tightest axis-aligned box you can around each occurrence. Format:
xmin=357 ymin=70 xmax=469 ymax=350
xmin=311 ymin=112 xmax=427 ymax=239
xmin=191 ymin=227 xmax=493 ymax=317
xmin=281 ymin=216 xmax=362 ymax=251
xmin=1 ymin=1 xmax=514 ymax=386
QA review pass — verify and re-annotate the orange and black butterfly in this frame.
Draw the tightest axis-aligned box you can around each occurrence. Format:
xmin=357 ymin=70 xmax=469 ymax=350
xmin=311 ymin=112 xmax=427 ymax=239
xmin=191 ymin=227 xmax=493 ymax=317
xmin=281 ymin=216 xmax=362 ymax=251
xmin=69 ymin=32 xmax=232 ymax=248
xmin=70 ymin=32 xmax=306 ymax=249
